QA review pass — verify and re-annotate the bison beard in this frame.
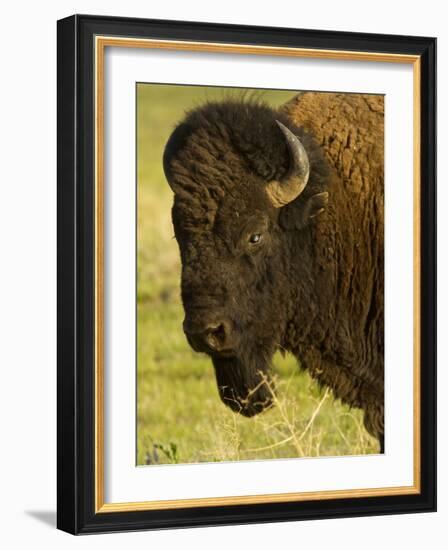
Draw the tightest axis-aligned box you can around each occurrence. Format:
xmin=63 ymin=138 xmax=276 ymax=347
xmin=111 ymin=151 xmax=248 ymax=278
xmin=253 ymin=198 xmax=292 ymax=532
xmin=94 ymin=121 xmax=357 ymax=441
xmin=212 ymin=345 xmax=276 ymax=417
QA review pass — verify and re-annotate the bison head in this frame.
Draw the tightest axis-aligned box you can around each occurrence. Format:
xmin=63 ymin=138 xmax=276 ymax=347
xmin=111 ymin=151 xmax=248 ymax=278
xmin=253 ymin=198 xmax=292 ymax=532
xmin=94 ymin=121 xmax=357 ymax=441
xmin=163 ymin=99 xmax=329 ymax=417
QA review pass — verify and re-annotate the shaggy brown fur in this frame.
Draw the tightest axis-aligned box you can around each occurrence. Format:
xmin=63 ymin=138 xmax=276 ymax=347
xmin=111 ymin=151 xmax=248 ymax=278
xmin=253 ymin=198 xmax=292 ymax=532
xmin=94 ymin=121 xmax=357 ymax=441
xmin=162 ymin=92 xmax=384 ymax=449
xmin=282 ymin=93 xmax=384 ymax=441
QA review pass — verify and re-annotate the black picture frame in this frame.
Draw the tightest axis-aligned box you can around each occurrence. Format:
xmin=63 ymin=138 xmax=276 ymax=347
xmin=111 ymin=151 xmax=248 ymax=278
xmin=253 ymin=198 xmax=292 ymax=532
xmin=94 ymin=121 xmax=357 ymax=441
xmin=57 ymin=14 xmax=436 ymax=534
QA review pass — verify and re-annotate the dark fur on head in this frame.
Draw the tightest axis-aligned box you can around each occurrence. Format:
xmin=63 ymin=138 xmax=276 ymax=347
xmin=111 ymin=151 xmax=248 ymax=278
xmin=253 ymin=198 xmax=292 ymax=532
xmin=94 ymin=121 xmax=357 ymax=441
xmin=163 ymin=99 xmax=330 ymax=417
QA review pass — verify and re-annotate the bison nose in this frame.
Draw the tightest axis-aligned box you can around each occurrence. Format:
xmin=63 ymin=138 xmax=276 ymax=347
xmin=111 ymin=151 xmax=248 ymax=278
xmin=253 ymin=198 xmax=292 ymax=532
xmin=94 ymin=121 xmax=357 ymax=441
xmin=204 ymin=321 xmax=231 ymax=351
xmin=183 ymin=318 xmax=233 ymax=354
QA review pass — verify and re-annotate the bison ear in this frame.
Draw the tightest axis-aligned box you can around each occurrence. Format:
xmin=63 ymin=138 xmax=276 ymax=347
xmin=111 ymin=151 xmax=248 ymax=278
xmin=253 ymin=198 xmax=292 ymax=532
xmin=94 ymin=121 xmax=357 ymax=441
xmin=279 ymin=191 xmax=329 ymax=230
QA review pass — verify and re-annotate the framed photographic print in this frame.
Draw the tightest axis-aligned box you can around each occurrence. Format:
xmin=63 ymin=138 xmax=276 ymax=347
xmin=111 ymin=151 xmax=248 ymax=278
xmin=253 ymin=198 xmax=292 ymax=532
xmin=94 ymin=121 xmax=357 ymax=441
xmin=57 ymin=14 xmax=436 ymax=534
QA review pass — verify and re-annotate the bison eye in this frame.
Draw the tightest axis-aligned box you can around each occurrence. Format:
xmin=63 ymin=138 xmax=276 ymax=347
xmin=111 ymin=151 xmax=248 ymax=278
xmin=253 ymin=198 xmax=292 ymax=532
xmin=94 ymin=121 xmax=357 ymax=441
xmin=248 ymin=233 xmax=262 ymax=244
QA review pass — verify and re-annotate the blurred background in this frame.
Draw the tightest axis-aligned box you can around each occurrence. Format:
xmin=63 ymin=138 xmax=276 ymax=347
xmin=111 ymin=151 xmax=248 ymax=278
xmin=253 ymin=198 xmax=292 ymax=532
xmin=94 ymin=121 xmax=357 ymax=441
xmin=137 ymin=83 xmax=378 ymax=465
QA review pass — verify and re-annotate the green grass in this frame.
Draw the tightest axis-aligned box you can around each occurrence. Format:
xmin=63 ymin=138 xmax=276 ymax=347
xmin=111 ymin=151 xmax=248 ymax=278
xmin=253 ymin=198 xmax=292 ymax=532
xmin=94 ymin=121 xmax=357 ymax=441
xmin=136 ymin=84 xmax=379 ymax=466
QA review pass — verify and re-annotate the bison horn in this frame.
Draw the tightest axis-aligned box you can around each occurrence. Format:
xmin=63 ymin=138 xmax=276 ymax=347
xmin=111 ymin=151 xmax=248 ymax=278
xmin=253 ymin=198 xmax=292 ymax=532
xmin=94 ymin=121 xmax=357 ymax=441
xmin=265 ymin=120 xmax=310 ymax=208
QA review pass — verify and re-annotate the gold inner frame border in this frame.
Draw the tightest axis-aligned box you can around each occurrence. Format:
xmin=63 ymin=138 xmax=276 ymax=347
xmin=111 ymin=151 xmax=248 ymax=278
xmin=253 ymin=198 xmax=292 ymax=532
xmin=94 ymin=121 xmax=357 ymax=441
xmin=94 ymin=35 xmax=421 ymax=513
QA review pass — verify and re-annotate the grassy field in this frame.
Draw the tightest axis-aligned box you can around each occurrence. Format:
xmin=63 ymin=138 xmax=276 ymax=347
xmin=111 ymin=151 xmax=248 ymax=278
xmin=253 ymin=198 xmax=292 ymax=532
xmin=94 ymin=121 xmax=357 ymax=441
xmin=136 ymin=84 xmax=379 ymax=466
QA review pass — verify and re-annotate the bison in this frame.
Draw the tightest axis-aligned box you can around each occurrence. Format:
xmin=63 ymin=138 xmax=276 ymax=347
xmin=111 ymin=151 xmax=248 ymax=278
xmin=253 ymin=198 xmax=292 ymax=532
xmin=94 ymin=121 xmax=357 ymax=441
xmin=162 ymin=92 xmax=384 ymax=451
